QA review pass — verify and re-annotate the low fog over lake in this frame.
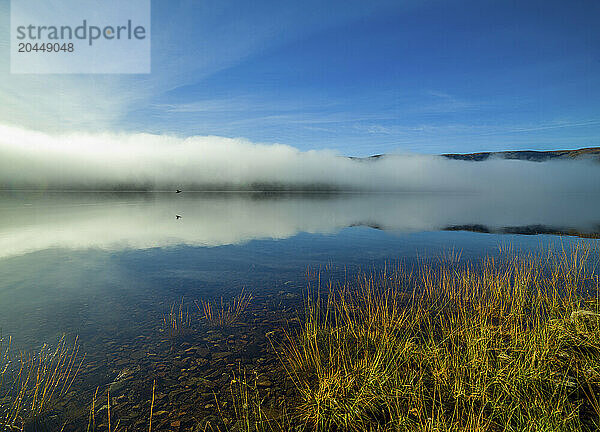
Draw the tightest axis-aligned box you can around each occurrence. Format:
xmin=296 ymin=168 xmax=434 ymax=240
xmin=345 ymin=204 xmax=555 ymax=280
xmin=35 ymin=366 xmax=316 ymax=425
xmin=2 ymin=125 xmax=599 ymax=193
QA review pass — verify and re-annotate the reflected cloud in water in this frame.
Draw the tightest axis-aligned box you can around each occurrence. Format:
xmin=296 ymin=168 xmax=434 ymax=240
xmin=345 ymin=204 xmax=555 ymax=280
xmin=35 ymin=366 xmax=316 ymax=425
xmin=1 ymin=191 xmax=599 ymax=258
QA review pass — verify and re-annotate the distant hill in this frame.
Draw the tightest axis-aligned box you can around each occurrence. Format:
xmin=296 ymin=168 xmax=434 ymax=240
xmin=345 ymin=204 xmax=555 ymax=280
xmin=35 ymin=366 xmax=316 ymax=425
xmin=441 ymin=147 xmax=600 ymax=162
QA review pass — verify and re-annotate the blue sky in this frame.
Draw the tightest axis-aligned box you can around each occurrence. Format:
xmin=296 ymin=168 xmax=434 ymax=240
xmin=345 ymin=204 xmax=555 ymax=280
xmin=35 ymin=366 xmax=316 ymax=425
xmin=1 ymin=0 xmax=599 ymax=155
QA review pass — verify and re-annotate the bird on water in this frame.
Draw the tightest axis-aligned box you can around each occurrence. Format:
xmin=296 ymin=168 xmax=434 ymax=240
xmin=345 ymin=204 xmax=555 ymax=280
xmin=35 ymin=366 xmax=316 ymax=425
xmin=176 ymin=215 xmax=182 ymax=219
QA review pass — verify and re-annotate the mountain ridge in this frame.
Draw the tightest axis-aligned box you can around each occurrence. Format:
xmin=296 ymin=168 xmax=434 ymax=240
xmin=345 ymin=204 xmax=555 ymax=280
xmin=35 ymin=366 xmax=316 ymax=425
xmin=442 ymin=147 xmax=600 ymax=162
xmin=350 ymin=147 xmax=600 ymax=162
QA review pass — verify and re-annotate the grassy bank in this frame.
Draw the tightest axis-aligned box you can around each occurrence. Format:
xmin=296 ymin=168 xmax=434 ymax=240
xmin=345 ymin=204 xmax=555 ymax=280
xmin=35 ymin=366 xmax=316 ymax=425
xmin=232 ymin=245 xmax=600 ymax=431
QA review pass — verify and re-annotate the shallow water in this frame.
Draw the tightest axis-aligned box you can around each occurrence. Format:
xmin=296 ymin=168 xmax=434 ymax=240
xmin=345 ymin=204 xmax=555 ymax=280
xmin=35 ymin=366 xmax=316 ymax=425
xmin=0 ymin=191 xmax=598 ymax=430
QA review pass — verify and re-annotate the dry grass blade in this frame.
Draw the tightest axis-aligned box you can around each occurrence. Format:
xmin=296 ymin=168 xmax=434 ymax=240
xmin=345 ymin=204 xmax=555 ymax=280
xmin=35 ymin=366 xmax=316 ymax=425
xmin=149 ymin=379 xmax=155 ymax=432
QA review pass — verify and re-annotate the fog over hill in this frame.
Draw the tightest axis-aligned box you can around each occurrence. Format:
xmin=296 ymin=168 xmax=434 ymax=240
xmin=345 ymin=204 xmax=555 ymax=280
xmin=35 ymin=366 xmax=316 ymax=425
xmin=1 ymin=125 xmax=599 ymax=193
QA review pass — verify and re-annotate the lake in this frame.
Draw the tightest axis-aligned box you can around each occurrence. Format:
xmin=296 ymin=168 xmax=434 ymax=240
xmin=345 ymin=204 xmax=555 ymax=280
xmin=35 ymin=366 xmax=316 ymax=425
xmin=0 ymin=191 xmax=598 ymax=430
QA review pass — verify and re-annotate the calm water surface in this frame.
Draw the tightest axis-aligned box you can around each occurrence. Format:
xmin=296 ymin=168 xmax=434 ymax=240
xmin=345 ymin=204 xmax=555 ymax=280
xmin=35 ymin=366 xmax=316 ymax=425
xmin=0 ymin=191 xmax=598 ymax=429
xmin=1 ymin=191 xmax=599 ymax=346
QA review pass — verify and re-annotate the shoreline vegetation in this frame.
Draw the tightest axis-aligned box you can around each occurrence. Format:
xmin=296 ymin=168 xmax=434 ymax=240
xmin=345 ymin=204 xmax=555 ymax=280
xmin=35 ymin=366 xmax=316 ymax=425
xmin=2 ymin=245 xmax=600 ymax=431
xmin=269 ymin=245 xmax=600 ymax=431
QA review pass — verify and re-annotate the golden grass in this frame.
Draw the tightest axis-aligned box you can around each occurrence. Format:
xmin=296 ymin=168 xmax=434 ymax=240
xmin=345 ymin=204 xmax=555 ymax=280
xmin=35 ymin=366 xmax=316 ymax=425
xmin=163 ymin=297 xmax=192 ymax=340
xmin=272 ymin=244 xmax=600 ymax=431
xmin=149 ymin=379 xmax=155 ymax=432
xmin=0 ymin=335 xmax=84 ymax=431
xmin=196 ymin=289 xmax=252 ymax=327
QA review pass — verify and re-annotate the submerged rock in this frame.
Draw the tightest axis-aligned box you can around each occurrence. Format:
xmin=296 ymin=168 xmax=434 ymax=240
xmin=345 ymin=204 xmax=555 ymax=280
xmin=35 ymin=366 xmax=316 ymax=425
xmin=570 ymin=309 xmax=600 ymax=322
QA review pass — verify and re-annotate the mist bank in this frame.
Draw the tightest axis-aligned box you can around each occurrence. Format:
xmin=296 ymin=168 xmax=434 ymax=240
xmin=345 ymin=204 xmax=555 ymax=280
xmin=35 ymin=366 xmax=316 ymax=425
xmin=1 ymin=125 xmax=600 ymax=193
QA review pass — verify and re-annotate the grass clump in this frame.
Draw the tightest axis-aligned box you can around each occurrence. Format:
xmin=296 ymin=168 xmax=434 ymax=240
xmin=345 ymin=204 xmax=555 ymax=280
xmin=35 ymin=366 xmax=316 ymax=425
xmin=0 ymin=334 xmax=84 ymax=431
xmin=163 ymin=297 xmax=192 ymax=341
xmin=196 ymin=289 xmax=252 ymax=327
xmin=278 ymin=245 xmax=600 ymax=431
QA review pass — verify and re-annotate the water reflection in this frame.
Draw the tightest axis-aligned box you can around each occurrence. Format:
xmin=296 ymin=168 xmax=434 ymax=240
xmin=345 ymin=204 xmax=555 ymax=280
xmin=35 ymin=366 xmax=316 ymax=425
xmin=0 ymin=191 xmax=599 ymax=258
xmin=0 ymin=190 xmax=598 ymax=427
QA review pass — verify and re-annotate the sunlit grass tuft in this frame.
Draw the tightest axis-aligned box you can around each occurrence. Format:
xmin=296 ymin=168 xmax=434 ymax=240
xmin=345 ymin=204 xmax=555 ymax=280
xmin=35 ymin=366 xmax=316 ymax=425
xmin=196 ymin=289 xmax=252 ymax=327
xmin=276 ymin=244 xmax=600 ymax=431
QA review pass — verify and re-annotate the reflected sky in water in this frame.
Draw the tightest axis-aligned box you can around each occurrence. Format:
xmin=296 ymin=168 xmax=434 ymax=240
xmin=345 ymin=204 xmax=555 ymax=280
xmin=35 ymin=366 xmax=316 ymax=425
xmin=1 ymin=191 xmax=599 ymax=257
xmin=0 ymin=191 xmax=598 ymax=350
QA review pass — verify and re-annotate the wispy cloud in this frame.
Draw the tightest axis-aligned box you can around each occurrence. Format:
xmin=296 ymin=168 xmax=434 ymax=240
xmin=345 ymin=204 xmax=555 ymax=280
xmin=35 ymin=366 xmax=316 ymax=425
xmin=0 ymin=0 xmax=402 ymax=134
